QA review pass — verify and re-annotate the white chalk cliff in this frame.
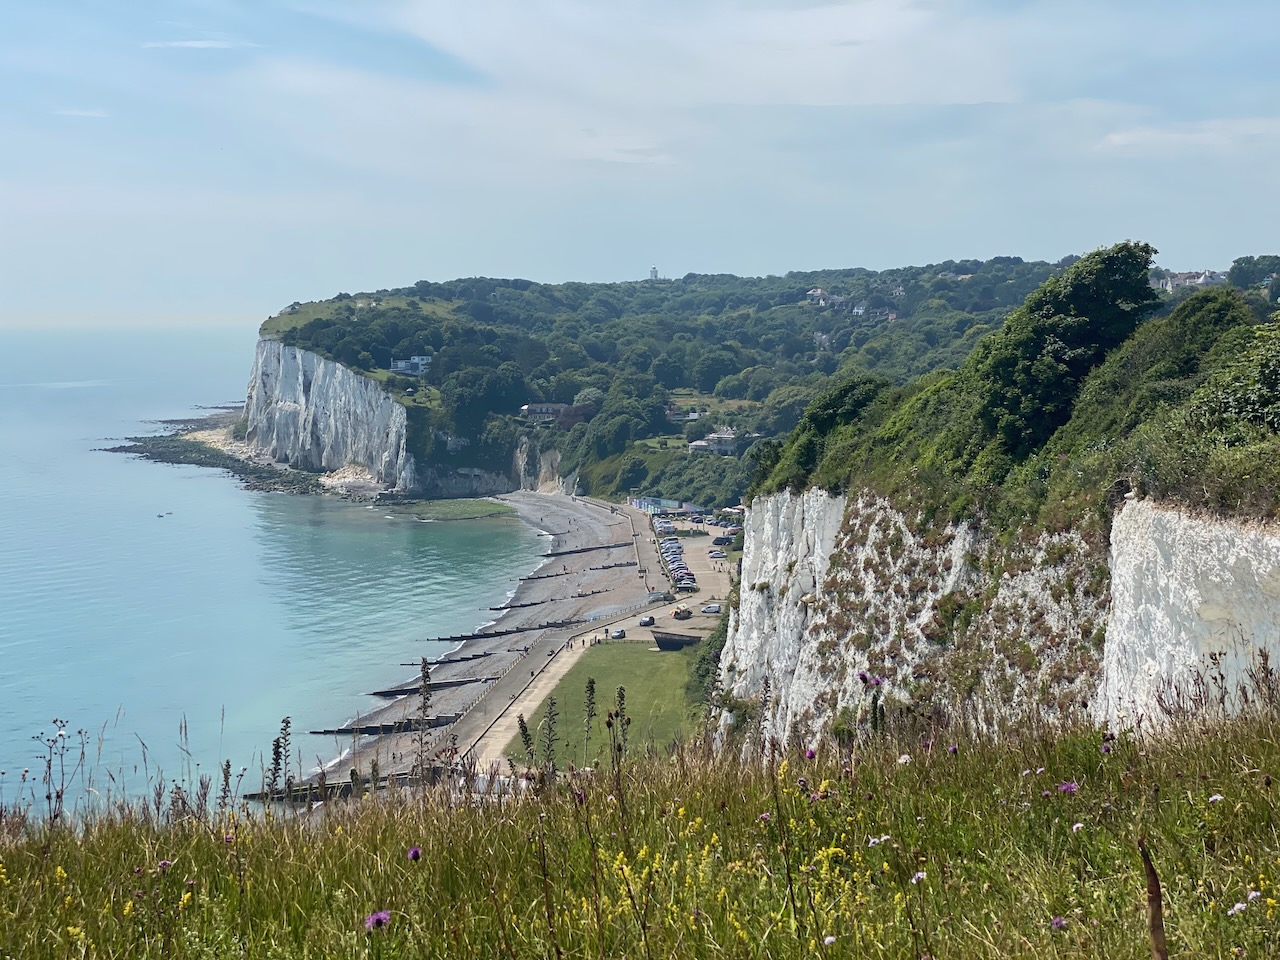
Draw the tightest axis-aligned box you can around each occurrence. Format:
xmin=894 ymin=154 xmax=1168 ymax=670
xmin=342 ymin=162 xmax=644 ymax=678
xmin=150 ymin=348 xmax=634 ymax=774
xmin=244 ymin=339 xmax=418 ymax=491
xmin=721 ymin=489 xmax=1280 ymax=742
xmin=1098 ymin=499 xmax=1280 ymax=726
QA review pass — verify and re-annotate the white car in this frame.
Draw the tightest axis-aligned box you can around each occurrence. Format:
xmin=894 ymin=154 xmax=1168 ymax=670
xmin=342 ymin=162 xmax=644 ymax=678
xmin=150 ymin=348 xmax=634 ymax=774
xmin=610 ymin=628 xmax=626 ymax=639
xmin=701 ymin=603 xmax=722 ymax=614
xmin=639 ymin=615 xmax=655 ymax=626
xmin=708 ymin=550 xmax=727 ymax=559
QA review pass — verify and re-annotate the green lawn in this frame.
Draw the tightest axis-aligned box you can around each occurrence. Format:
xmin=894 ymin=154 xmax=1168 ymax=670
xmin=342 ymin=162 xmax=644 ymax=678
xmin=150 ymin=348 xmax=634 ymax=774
xmin=389 ymin=499 xmax=516 ymax=522
xmin=505 ymin=642 xmax=700 ymax=768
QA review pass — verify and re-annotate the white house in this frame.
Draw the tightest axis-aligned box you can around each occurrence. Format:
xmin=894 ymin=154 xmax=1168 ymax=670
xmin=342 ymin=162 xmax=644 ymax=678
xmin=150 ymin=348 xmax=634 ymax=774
xmin=390 ymin=355 xmax=432 ymax=376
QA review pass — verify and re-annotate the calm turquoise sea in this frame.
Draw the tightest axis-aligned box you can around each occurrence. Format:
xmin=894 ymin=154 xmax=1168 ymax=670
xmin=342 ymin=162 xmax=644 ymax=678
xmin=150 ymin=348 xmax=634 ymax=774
xmin=0 ymin=327 xmax=541 ymax=802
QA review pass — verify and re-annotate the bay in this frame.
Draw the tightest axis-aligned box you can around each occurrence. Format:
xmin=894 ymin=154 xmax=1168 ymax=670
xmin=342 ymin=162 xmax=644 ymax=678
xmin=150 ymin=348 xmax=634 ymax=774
xmin=0 ymin=327 xmax=540 ymax=806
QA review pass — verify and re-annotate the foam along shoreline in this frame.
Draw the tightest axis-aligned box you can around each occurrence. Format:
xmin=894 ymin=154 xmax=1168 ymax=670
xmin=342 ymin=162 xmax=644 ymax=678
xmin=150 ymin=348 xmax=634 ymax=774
xmin=303 ymin=489 xmax=658 ymax=787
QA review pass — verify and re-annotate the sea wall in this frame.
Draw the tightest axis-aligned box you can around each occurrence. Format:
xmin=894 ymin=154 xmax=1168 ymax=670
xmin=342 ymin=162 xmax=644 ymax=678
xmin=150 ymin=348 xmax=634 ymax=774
xmin=244 ymin=340 xmax=417 ymax=491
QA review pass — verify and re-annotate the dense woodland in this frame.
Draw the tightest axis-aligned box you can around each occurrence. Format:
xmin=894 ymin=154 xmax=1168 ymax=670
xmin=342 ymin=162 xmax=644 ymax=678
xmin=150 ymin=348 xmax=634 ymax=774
xmin=264 ymin=250 xmax=1277 ymax=509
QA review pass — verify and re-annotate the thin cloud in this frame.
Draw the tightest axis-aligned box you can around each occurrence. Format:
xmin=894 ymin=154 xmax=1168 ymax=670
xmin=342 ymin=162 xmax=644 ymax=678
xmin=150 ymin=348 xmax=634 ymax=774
xmin=55 ymin=108 xmax=109 ymax=118
xmin=142 ymin=39 xmax=254 ymax=49
xmin=1098 ymin=117 xmax=1280 ymax=154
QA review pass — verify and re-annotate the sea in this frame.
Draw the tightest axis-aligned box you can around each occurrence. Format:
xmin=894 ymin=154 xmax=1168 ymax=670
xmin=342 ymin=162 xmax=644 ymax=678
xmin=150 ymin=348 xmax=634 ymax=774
xmin=0 ymin=326 xmax=542 ymax=807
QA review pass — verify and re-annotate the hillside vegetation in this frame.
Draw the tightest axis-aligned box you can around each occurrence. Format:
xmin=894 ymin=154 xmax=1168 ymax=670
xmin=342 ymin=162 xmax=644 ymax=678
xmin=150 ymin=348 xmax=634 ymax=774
xmin=759 ymin=242 xmax=1280 ymax=527
xmin=259 ymin=258 xmax=1066 ymax=506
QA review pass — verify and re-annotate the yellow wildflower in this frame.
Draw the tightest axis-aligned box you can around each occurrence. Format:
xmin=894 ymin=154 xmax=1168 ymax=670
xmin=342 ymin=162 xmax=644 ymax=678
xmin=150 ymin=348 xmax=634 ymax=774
xmin=179 ymin=891 xmax=193 ymax=911
xmin=123 ymin=900 xmax=134 ymax=918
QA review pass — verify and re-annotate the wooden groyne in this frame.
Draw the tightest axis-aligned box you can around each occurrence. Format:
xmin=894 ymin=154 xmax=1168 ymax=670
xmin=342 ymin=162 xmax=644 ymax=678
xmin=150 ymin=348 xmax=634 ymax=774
xmin=415 ymin=619 xmax=585 ymax=643
xmin=399 ymin=652 xmax=493 ymax=667
xmin=367 ymin=676 xmax=495 ymax=698
xmin=544 ymin=541 xmax=632 ymax=557
xmin=308 ymin=715 xmax=461 ymax=736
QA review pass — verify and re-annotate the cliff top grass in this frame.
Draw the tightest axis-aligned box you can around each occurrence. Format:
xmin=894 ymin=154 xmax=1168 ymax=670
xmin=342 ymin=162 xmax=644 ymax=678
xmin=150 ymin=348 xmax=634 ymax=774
xmin=259 ymin=296 xmax=460 ymax=339
xmin=3 ymin=700 xmax=1277 ymax=959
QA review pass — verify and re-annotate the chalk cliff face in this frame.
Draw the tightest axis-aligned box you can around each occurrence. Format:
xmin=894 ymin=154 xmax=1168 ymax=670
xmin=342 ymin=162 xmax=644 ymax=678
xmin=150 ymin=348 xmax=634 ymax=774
xmin=721 ymin=489 xmax=1280 ymax=743
xmin=1097 ymin=499 xmax=1280 ymax=726
xmin=243 ymin=340 xmax=565 ymax=498
xmin=245 ymin=339 xmax=418 ymax=491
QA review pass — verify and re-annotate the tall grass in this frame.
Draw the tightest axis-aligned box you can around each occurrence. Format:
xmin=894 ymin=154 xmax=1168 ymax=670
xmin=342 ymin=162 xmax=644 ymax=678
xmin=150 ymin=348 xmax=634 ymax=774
xmin=2 ymin=704 xmax=1277 ymax=958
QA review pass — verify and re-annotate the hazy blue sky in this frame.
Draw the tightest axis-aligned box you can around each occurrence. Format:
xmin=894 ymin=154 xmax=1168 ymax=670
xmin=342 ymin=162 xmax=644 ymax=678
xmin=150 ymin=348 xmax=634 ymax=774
xmin=2 ymin=1 xmax=1276 ymax=329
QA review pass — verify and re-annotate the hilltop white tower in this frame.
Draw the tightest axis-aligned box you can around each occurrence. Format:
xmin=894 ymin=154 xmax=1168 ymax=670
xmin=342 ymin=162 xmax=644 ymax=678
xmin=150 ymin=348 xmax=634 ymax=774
xmin=649 ymin=265 xmax=659 ymax=281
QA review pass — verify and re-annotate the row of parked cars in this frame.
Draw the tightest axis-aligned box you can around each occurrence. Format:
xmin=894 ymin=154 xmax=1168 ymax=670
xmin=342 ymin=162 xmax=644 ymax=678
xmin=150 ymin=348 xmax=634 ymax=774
xmin=657 ymin=535 xmax=699 ymax=591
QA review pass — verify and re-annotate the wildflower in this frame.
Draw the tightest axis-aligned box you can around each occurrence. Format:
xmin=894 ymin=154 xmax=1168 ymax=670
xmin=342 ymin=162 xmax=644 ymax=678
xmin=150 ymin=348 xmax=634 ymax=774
xmin=1208 ymin=794 xmax=1224 ymax=804
xmin=947 ymin=744 xmax=958 ymax=755
xmin=911 ymin=871 xmax=927 ymax=884
xmin=857 ymin=671 xmax=869 ymax=684
xmin=758 ymin=812 xmax=771 ymax=823
xmin=897 ymin=753 xmax=912 ymax=765
xmin=1051 ymin=916 xmax=1067 ymax=930
xmin=871 ymin=676 xmax=884 ymax=686
xmin=1021 ymin=769 xmax=1031 ymax=777
xmin=365 ymin=910 xmax=392 ymax=931
xmin=122 ymin=900 xmax=133 ymax=918
xmin=1227 ymin=902 xmax=1246 ymax=916
xmin=805 ymin=747 xmax=816 ymax=760
xmin=797 ymin=777 xmax=808 ymax=790
xmin=1072 ymin=822 xmax=1084 ymax=833
xmin=1101 ymin=743 xmax=1112 ymax=754
xmin=1057 ymin=781 xmax=1079 ymax=794
xmin=1248 ymin=890 xmax=1261 ymax=901
xmin=1042 ymin=791 xmax=1052 ymax=798
xmin=868 ymin=834 xmax=890 ymax=847
xmin=407 ymin=846 xmax=422 ymax=862
xmin=157 ymin=860 xmax=173 ymax=873
xmin=823 ymin=935 xmax=837 ymax=945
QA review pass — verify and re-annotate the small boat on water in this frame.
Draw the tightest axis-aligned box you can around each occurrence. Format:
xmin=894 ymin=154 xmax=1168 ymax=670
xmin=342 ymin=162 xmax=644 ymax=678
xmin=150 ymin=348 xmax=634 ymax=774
xmin=652 ymin=630 xmax=701 ymax=651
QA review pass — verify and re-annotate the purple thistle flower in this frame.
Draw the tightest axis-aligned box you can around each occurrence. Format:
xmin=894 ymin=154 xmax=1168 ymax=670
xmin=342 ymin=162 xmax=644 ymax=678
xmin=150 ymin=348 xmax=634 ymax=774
xmin=910 ymin=870 xmax=927 ymax=884
xmin=407 ymin=846 xmax=422 ymax=862
xmin=857 ymin=670 xmax=869 ymax=684
xmin=365 ymin=910 xmax=392 ymax=931
xmin=871 ymin=675 xmax=884 ymax=686
xmin=1042 ymin=790 xmax=1052 ymax=798
xmin=805 ymin=747 xmax=816 ymax=760
xmin=1057 ymin=781 xmax=1079 ymax=794
xmin=1051 ymin=916 xmax=1067 ymax=930
xmin=157 ymin=860 xmax=173 ymax=873
xmin=758 ymin=812 xmax=771 ymax=823
xmin=947 ymin=744 xmax=958 ymax=755
xmin=1101 ymin=743 xmax=1112 ymax=754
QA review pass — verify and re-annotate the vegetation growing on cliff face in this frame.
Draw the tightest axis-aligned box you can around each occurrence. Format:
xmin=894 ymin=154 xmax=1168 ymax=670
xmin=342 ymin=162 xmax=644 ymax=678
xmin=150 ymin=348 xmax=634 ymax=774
xmin=758 ymin=242 xmax=1280 ymax=523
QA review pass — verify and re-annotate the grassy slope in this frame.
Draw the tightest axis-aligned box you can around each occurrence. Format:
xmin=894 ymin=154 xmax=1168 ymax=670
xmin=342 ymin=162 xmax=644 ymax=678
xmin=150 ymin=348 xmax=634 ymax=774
xmin=762 ymin=270 xmax=1280 ymax=528
xmin=3 ymin=709 xmax=1277 ymax=958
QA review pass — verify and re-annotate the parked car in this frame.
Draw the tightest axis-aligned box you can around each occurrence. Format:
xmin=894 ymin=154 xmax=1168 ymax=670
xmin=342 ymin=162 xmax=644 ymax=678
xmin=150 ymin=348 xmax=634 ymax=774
xmin=610 ymin=628 xmax=626 ymax=639
xmin=708 ymin=550 xmax=727 ymax=559
xmin=639 ymin=615 xmax=655 ymax=626
xmin=701 ymin=603 xmax=722 ymax=614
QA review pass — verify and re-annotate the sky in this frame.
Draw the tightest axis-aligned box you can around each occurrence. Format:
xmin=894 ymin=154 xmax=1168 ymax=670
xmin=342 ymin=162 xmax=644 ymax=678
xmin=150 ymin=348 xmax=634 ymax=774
xmin=2 ymin=0 xmax=1277 ymax=329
